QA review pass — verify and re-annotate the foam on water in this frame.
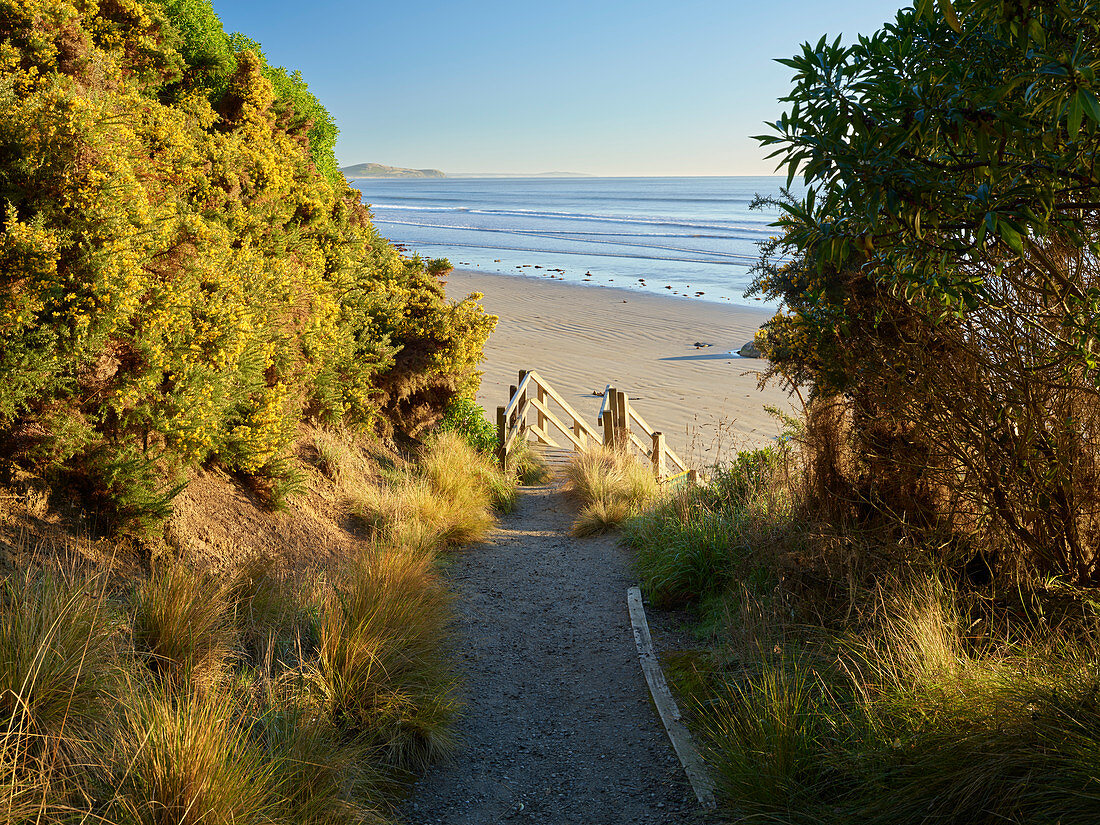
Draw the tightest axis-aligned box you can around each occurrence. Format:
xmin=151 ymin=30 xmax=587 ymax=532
xmin=349 ymin=176 xmax=795 ymax=306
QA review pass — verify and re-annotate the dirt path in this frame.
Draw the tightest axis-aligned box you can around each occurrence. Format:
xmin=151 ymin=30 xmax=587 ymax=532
xmin=401 ymin=482 xmax=704 ymax=824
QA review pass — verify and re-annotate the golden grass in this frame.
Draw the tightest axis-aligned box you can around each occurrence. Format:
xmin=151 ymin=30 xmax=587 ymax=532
xmin=110 ymin=688 xmax=277 ymax=825
xmin=131 ymin=565 xmax=236 ymax=688
xmin=0 ymin=426 xmax=503 ymax=822
xmin=564 ymin=446 xmax=658 ymax=535
xmin=350 ymin=431 xmax=514 ymax=553
xmin=311 ymin=547 xmax=457 ymax=771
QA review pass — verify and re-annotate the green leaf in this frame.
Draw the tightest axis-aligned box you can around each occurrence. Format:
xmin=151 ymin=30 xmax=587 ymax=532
xmin=999 ymin=222 xmax=1024 ymax=255
xmin=1081 ymin=88 xmax=1100 ymax=124
xmin=1069 ymin=92 xmax=1084 ymax=139
xmin=938 ymin=0 xmax=962 ymax=33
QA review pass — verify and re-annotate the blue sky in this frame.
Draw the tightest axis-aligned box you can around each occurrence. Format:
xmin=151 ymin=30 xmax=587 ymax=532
xmin=212 ymin=0 xmax=905 ymax=176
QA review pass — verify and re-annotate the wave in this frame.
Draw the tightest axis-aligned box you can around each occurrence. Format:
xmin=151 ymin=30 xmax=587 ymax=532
xmin=385 ymin=237 xmax=767 ymax=267
xmin=371 ymin=218 xmax=759 ymax=242
xmin=368 ymin=204 xmax=772 ymax=234
xmin=371 ymin=219 xmax=763 ymax=262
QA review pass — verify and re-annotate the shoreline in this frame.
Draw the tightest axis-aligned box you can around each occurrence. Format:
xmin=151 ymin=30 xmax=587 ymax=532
xmin=446 ymin=268 xmax=795 ymax=465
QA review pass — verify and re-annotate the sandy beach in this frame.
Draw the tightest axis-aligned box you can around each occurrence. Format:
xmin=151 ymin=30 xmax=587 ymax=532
xmin=446 ymin=269 xmax=796 ymax=467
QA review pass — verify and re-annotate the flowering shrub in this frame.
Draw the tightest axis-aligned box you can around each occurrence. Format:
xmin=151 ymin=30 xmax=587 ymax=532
xmin=0 ymin=0 xmax=494 ymax=529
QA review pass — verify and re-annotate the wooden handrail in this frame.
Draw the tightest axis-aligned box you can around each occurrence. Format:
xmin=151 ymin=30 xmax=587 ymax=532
xmin=597 ymin=384 xmax=613 ymax=425
xmin=503 ymin=371 xmax=535 ymax=421
xmin=528 ymin=371 xmax=603 ymax=443
xmin=499 ymin=370 xmax=697 ymax=484
xmin=529 ymin=396 xmax=588 ymax=452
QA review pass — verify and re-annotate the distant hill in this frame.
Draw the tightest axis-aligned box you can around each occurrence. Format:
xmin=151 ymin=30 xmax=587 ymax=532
xmin=341 ymin=162 xmax=445 ymax=179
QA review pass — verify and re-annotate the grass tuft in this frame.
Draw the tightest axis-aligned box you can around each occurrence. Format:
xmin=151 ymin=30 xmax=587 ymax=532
xmin=508 ymin=439 xmax=553 ymax=485
xmin=131 ymin=564 xmax=235 ymax=688
xmin=310 ymin=547 xmax=457 ymax=771
xmin=110 ymin=688 xmax=277 ymax=825
xmin=350 ymin=431 xmax=515 ymax=552
xmin=0 ymin=569 xmax=118 ymax=777
xmin=563 ymin=446 xmax=657 ymax=534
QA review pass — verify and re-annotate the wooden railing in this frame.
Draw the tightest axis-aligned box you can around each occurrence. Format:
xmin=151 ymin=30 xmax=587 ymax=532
xmin=497 ymin=371 xmax=694 ymax=482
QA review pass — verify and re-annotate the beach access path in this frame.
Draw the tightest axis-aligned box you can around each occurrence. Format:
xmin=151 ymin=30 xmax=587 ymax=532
xmin=400 ymin=480 xmax=713 ymax=825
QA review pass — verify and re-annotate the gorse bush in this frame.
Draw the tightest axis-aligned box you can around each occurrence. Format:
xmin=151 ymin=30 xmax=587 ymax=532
xmin=0 ymin=0 xmax=495 ymax=534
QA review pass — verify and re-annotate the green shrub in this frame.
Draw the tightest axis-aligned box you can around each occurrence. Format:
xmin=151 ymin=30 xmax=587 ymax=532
xmin=436 ymin=396 xmax=499 ymax=454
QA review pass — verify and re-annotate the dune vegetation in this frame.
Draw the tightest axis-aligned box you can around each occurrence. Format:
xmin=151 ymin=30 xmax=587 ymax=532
xmin=620 ymin=2 xmax=1100 ymax=822
xmin=0 ymin=0 xmax=520 ymax=820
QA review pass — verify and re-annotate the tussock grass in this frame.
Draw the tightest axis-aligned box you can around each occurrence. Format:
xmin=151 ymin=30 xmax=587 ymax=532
xmin=351 ymin=431 xmax=514 ymax=552
xmin=564 ymin=446 xmax=658 ymax=535
xmin=258 ymin=699 xmax=385 ymax=825
xmin=630 ymin=442 xmax=1100 ymax=823
xmin=508 ymin=439 xmax=553 ymax=485
xmin=0 ymin=570 xmax=118 ymax=777
xmin=0 ymin=427 xmax=494 ymax=821
xmin=311 ymin=548 xmax=456 ymax=771
xmin=226 ymin=557 xmax=314 ymax=669
xmin=110 ymin=688 xmax=277 ymax=825
xmin=625 ymin=448 xmax=788 ymax=608
xmin=131 ymin=565 xmax=236 ymax=687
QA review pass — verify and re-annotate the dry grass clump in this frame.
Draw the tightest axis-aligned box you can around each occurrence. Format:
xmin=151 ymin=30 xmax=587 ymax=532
xmin=311 ymin=548 xmax=456 ymax=771
xmin=109 ymin=688 xmax=277 ymax=825
xmin=564 ymin=446 xmax=658 ymax=536
xmin=0 ymin=422 xmax=500 ymax=822
xmin=131 ymin=565 xmax=236 ymax=688
xmin=508 ymin=439 xmax=553 ymax=485
xmin=0 ymin=569 xmax=118 ymax=779
xmin=350 ymin=431 xmax=514 ymax=552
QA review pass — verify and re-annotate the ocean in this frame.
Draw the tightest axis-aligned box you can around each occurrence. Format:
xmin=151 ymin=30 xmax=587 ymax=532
xmin=348 ymin=176 xmax=793 ymax=307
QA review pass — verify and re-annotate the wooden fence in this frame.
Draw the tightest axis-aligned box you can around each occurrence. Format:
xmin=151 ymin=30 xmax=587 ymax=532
xmin=497 ymin=370 xmax=694 ymax=482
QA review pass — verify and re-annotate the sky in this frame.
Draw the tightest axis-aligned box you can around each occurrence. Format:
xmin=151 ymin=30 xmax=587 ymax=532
xmin=212 ymin=0 xmax=905 ymax=176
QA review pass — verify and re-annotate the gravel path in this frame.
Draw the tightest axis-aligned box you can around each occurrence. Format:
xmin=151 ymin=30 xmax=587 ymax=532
xmin=401 ymin=482 xmax=706 ymax=825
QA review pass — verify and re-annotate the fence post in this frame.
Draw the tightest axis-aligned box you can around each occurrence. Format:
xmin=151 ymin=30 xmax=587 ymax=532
xmin=603 ymin=387 xmax=616 ymax=447
xmin=508 ymin=385 xmax=518 ymax=429
xmin=537 ymin=382 xmax=548 ymax=434
xmin=652 ymin=431 xmax=666 ymax=479
xmin=573 ymin=419 xmax=586 ymax=450
xmin=497 ymin=406 xmax=507 ymax=467
xmin=615 ymin=390 xmax=630 ymax=449
xmin=688 ymin=469 xmax=699 ymax=485
xmin=517 ymin=370 xmax=528 ymax=433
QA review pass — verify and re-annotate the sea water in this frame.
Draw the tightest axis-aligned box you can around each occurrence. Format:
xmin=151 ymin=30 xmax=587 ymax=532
xmin=348 ymin=176 xmax=794 ymax=307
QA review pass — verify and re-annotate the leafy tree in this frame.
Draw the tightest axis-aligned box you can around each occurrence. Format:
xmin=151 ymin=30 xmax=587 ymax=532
xmin=752 ymin=0 xmax=1100 ymax=582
